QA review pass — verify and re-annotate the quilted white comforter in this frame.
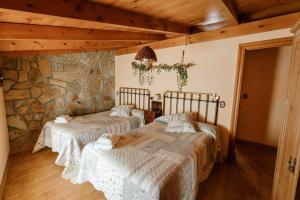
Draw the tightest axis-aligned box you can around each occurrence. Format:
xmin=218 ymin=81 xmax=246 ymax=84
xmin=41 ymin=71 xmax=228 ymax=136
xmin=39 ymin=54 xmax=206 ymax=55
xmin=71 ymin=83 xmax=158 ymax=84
xmin=33 ymin=111 xmax=143 ymax=179
xmin=76 ymin=121 xmax=221 ymax=200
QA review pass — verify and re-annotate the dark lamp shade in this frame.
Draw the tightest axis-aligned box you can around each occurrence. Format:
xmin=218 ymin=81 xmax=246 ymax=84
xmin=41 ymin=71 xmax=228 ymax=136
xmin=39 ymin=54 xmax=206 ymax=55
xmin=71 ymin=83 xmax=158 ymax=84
xmin=135 ymin=46 xmax=157 ymax=62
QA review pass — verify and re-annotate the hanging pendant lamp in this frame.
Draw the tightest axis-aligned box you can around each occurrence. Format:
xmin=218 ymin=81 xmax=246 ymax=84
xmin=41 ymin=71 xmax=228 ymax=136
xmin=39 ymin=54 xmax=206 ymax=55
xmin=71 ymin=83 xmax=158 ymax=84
xmin=135 ymin=46 xmax=157 ymax=67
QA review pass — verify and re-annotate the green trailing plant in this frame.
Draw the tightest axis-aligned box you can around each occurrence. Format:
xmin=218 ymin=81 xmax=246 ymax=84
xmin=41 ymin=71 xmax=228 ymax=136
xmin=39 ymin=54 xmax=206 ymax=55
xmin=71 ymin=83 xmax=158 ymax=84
xmin=157 ymin=62 xmax=194 ymax=91
xmin=132 ymin=62 xmax=154 ymax=85
xmin=131 ymin=51 xmax=195 ymax=91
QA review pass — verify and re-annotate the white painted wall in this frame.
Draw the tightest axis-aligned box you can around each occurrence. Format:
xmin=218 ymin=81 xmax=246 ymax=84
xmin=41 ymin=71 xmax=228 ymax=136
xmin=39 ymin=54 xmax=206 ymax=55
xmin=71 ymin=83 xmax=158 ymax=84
xmin=115 ymin=29 xmax=293 ymax=156
xmin=0 ymin=87 xmax=9 ymax=184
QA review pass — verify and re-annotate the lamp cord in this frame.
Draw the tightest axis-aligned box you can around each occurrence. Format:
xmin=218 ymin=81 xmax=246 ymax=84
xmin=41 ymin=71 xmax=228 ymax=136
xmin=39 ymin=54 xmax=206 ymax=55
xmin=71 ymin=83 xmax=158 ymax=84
xmin=181 ymin=50 xmax=185 ymax=64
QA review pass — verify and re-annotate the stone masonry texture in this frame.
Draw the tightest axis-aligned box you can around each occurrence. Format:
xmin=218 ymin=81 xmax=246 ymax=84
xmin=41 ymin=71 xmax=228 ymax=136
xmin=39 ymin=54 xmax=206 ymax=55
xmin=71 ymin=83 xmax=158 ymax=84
xmin=0 ymin=51 xmax=115 ymax=153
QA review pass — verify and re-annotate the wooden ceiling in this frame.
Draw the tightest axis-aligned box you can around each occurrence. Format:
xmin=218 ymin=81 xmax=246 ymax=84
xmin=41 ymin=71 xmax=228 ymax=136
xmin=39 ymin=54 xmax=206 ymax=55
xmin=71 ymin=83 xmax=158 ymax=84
xmin=88 ymin=0 xmax=227 ymax=26
xmin=0 ymin=0 xmax=299 ymax=55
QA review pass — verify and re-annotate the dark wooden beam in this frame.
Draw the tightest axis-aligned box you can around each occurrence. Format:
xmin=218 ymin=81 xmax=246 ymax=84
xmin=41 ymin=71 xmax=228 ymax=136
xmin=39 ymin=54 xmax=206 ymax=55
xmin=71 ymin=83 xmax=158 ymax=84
xmin=0 ymin=0 xmax=189 ymax=35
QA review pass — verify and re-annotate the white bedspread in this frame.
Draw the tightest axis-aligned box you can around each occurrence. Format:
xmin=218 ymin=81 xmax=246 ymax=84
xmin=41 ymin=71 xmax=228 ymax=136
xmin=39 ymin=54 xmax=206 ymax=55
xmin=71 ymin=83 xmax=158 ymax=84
xmin=33 ymin=111 xmax=143 ymax=179
xmin=76 ymin=121 xmax=221 ymax=200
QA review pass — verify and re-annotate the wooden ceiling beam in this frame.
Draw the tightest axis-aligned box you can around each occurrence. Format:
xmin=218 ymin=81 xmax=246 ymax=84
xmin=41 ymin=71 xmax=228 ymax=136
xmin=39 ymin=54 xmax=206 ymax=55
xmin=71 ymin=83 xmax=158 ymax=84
xmin=191 ymin=21 xmax=232 ymax=32
xmin=0 ymin=40 xmax=146 ymax=52
xmin=239 ymin=1 xmax=300 ymax=22
xmin=0 ymin=22 xmax=166 ymax=41
xmin=215 ymin=0 xmax=239 ymax=25
xmin=115 ymin=12 xmax=300 ymax=55
xmin=0 ymin=48 xmax=114 ymax=56
xmin=0 ymin=0 xmax=189 ymax=35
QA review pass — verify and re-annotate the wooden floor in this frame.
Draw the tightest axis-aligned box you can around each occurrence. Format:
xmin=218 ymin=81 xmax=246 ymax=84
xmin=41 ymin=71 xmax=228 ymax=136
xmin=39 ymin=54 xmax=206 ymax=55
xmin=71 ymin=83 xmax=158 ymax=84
xmin=198 ymin=142 xmax=277 ymax=200
xmin=3 ymin=150 xmax=105 ymax=200
xmin=3 ymin=143 xmax=277 ymax=200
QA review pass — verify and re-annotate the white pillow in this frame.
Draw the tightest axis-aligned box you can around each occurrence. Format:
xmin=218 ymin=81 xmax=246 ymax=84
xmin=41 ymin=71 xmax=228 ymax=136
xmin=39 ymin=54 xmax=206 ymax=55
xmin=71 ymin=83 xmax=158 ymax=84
xmin=155 ymin=113 xmax=192 ymax=124
xmin=165 ymin=119 xmax=196 ymax=133
xmin=194 ymin=122 xmax=218 ymax=139
xmin=110 ymin=105 xmax=134 ymax=117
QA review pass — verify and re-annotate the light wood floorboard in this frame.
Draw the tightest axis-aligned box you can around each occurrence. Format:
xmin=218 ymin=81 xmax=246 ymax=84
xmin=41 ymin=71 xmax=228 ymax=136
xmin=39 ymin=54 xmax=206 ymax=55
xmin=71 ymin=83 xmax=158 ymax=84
xmin=3 ymin=149 xmax=105 ymax=200
xmin=4 ymin=143 xmax=276 ymax=200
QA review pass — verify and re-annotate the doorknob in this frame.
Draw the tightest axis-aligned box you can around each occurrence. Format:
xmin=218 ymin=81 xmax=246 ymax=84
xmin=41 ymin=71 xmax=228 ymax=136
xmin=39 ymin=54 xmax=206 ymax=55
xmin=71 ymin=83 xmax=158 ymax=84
xmin=242 ymin=93 xmax=248 ymax=99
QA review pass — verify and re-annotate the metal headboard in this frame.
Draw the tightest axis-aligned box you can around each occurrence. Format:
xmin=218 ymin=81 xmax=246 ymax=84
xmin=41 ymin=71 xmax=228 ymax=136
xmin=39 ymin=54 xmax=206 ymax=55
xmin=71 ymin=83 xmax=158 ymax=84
xmin=118 ymin=87 xmax=151 ymax=110
xmin=163 ymin=91 xmax=224 ymax=125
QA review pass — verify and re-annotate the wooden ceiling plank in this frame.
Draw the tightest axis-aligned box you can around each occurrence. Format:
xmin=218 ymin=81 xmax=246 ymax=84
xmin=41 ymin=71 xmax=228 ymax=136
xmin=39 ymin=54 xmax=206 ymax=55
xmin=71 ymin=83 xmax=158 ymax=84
xmin=215 ymin=0 xmax=239 ymax=25
xmin=0 ymin=0 xmax=189 ymax=35
xmin=0 ymin=22 xmax=166 ymax=41
xmin=0 ymin=48 xmax=114 ymax=56
xmin=87 ymin=0 xmax=217 ymax=26
xmin=115 ymin=12 xmax=300 ymax=55
xmin=239 ymin=1 xmax=300 ymax=22
xmin=0 ymin=40 xmax=144 ymax=51
xmin=191 ymin=21 xmax=232 ymax=32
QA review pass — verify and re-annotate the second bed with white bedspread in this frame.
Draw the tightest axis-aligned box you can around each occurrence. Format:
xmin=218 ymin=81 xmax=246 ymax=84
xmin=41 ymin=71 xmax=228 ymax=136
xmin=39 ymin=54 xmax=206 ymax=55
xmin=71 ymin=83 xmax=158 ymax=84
xmin=76 ymin=121 xmax=221 ymax=200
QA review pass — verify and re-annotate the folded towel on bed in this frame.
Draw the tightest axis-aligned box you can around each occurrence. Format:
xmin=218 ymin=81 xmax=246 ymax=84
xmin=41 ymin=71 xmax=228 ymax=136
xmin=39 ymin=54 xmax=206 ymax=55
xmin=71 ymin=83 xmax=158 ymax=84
xmin=94 ymin=133 xmax=135 ymax=150
xmin=56 ymin=115 xmax=72 ymax=121
xmin=54 ymin=119 xmax=72 ymax=123
xmin=54 ymin=115 xmax=73 ymax=124
xmin=94 ymin=133 xmax=121 ymax=150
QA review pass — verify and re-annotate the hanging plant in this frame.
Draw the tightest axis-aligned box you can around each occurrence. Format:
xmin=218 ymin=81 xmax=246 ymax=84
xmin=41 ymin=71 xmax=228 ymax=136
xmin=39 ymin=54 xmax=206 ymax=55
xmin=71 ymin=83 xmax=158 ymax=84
xmin=131 ymin=62 xmax=154 ymax=85
xmin=131 ymin=51 xmax=195 ymax=91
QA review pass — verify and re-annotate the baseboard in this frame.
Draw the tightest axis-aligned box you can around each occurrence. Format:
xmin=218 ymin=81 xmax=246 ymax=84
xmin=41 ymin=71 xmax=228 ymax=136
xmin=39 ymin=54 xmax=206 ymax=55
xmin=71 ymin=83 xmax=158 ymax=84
xmin=0 ymin=157 xmax=9 ymax=200
xmin=236 ymin=139 xmax=277 ymax=152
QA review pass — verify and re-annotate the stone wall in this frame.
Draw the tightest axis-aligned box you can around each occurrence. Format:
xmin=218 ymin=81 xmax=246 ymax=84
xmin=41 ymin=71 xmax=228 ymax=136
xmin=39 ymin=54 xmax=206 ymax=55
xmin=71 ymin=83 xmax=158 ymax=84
xmin=0 ymin=52 xmax=115 ymax=153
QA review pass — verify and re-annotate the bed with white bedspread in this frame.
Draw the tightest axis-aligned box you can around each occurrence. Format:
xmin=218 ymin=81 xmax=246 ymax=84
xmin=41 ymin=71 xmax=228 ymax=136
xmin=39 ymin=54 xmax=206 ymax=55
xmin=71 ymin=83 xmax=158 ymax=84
xmin=75 ymin=121 xmax=221 ymax=200
xmin=33 ymin=110 xmax=143 ymax=179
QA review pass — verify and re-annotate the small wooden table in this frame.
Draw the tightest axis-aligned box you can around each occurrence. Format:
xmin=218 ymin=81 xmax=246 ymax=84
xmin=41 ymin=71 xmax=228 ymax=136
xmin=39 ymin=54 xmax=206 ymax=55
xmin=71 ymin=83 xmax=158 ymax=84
xmin=144 ymin=101 xmax=163 ymax=124
xmin=144 ymin=110 xmax=156 ymax=124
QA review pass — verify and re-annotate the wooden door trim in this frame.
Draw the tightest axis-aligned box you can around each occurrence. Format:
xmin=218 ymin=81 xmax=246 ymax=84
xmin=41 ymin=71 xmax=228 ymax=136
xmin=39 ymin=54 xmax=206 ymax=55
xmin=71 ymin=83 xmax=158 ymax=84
xmin=273 ymin=30 xmax=300 ymax=200
xmin=228 ymin=36 xmax=293 ymax=161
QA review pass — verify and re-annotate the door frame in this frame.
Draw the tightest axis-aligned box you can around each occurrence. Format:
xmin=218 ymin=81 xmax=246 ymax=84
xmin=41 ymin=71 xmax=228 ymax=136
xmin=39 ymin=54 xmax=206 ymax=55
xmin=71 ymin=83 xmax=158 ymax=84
xmin=228 ymin=36 xmax=294 ymax=161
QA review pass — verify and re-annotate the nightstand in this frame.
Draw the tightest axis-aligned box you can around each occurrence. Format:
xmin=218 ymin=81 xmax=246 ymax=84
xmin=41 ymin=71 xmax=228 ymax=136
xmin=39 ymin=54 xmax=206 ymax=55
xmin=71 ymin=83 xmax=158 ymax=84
xmin=151 ymin=101 xmax=162 ymax=118
xmin=144 ymin=110 xmax=156 ymax=124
